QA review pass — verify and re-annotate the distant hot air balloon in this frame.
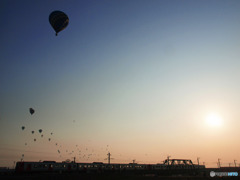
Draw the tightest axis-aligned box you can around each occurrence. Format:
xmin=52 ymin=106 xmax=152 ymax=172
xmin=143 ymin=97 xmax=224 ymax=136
xmin=21 ymin=126 xmax=25 ymax=130
xmin=49 ymin=10 xmax=69 ymax=36
xmin=31 ymin=131 xmax=35 ymax=134
xmin=41 ymin=134 xmax=43 ymax=138
xmin=48 ymin=138 xmax=51 ymax=141
xmin=29 ymin=108 xmax=35 ymax=115
xmin=34 ymin=138 xmax=36 ymax=142
xmin=39 ymin=129 xmax=42 ymax=133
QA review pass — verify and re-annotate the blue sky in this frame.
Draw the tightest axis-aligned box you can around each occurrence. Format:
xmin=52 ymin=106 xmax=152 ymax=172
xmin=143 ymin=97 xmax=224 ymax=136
xmin=1 ymin=0 xmax=240 ymax=168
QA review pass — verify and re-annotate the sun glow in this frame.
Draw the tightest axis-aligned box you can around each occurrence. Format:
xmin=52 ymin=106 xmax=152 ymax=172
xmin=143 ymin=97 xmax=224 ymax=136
xmin=206 ymin=113 xmax=223 ymax=127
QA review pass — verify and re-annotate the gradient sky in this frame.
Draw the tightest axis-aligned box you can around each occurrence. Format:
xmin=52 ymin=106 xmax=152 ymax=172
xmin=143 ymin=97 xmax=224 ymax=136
xmin=1 ymin=0 xmax=240 ymax=168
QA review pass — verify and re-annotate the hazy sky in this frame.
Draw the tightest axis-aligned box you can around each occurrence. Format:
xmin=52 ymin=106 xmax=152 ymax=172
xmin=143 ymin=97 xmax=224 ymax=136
xmin=1 ymin=0 xmax=240 ymax=168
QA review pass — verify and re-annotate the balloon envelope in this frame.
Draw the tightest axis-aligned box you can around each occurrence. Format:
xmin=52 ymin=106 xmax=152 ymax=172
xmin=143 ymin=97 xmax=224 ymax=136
xmin=29 ymin=108 xmax=35 ymax=115
xmin=49 ymin=11 xmax=69 ymax=36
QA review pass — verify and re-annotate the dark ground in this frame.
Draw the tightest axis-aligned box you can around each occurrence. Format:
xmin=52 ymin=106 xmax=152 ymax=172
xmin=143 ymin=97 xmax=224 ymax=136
xmin=1 ymin=173 xmax=240 ymax=180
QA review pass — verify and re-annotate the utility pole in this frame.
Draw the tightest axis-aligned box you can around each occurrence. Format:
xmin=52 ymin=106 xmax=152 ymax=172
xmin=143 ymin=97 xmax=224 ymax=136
xmin=218 ymin=159 xmax=221 ymax=168
xmin=167 ymin=156 xmax=171 ymax=166
xmin=73 ymin=157 xmax=76 ymax=163
xmin=107 ymin=152 xmax=111 ymax=164
xmin=234 ymin=160 xmax=237 ymax=167
xmin=197 ymin=157 xmax=200 ymax=168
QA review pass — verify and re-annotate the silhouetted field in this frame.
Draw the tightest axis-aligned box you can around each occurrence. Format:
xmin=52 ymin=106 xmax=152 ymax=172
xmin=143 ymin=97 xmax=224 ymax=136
xmin=1 ymin=173 xmax=239 ymax=180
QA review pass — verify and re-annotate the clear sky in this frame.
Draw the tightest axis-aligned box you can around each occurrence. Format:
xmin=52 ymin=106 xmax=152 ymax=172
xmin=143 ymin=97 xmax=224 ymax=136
xmin=1 ymin=0 xmax=240 ymax=168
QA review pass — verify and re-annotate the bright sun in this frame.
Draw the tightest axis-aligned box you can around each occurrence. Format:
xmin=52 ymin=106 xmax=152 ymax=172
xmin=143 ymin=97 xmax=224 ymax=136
xmin=206 ymin=113 xmax=223 ymax=127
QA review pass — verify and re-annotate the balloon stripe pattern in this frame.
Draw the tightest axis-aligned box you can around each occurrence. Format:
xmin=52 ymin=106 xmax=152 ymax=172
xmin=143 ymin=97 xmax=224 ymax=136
xmin=49 ymin=11 xmax=69 ymax=36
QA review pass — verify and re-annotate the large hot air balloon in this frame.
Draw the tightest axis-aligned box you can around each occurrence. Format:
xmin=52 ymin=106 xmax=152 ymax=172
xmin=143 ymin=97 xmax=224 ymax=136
xmin=49 ymin=10 xmax=69 ymax=36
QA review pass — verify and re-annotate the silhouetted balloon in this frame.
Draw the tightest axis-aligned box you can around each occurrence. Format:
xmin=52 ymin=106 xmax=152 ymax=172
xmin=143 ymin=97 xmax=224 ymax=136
xmin=21 ymin=126 xmax=25 ymax=130
xmin=48 ymin=138 xmax=51 ymax=141
xmin=39 ymin=129 xmax=42 ymax=133
xmin=41 ymin=134 xmax=43 ymax=138
xmin=29 ymin=108 xmax=35 ymax=115
xmin=31 ymin=131 xmax=34 ymax=134
xmin=34 ymin=138 xmax=36 ymax=142
xmin=49 ymin=11 xmax=69 ymax=36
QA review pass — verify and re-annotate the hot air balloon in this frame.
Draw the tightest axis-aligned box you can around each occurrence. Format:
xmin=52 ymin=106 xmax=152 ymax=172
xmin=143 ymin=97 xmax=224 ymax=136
xmin=48 ymin=138 xmax=51 ymax=141
xmin=29 ymin=108 xmax=35 ymax=115
xmin=39 ymin=129 xmax=42 ymax=133
xmin=31 ymin=131 xmax=35 ymax=134
xmin=49 ymin=10 xmax=69 ymax=36
xmin=21 ymin=126 xmax=25 ymax=130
